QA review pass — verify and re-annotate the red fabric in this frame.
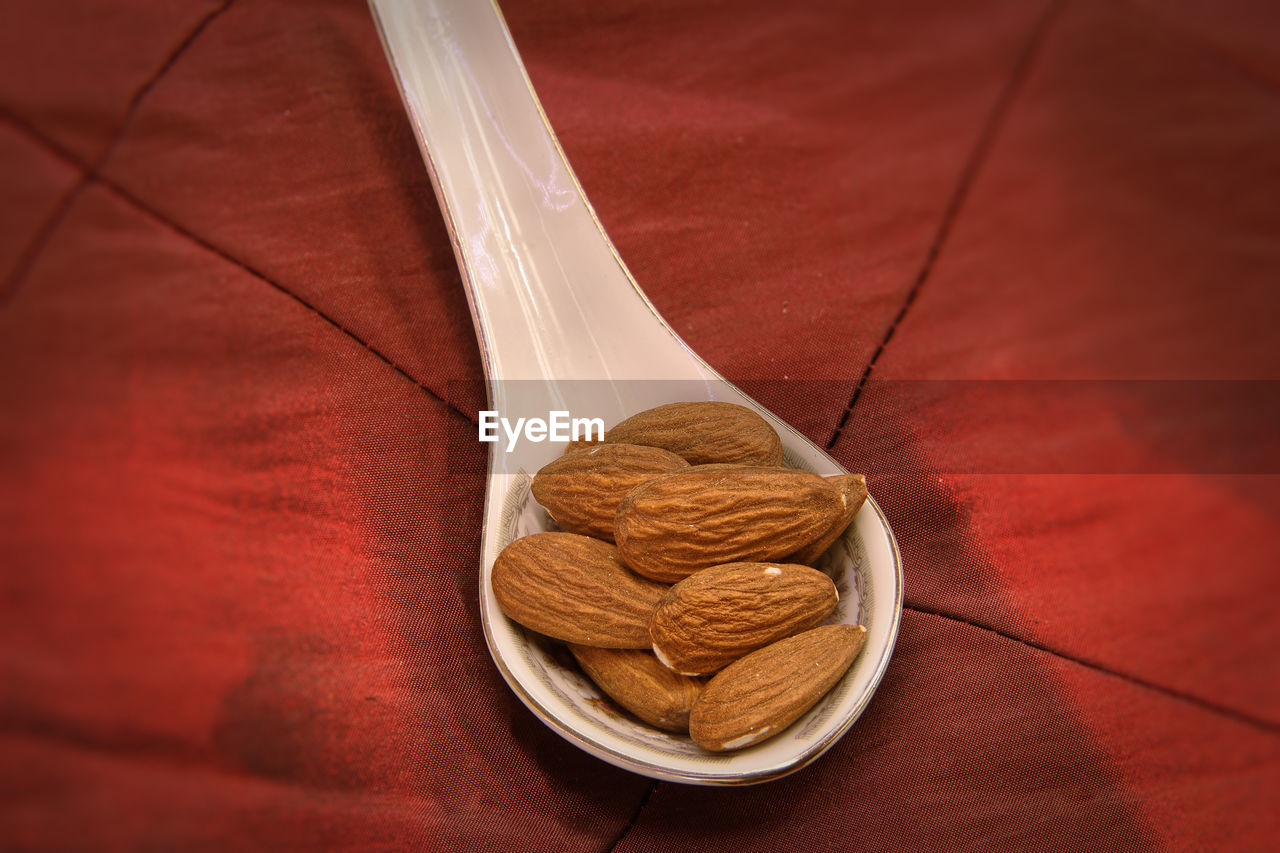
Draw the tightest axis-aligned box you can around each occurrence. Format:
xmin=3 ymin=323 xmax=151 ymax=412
xmin=2 ymin=0 xmax=1277 ymax=849
xmin=0 ymin=127 xmax=79 ymax=281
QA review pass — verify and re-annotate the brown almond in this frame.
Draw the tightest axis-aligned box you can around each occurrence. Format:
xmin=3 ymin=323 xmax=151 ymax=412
xmin=492 ymin=532 xmax=667 ymax=648
xmin=569 ymin=645 xmax=704 ymax=733
xmin=689 ymin=624 xmax=866 ymax=752
xmin=532 ymin=443 xmax=690 ymax=540
xmin=614 ymin=466 xmax=845 ymax=582
xmin=562 ymin=436 xmax=601 ymax=455
xmin=649 ymin=562 xmax=838 ymax=676
xmin=603 ymin=401 xmax=783 ymax=466
xmin=786 ymin=474 xmax=869 ymax=565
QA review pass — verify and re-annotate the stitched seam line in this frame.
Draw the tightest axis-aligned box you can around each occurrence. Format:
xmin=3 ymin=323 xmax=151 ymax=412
xmin=826 ymin=0 xmax=1067 ymax=451
xmin=105 ymin=176 xmax=478 ymax=426
xmin=0 ymin=111 xmax=479 ymax=428
xmin=906 ymin=604 xmax=1280 ymax=734
xmin=0 ymin=173 xmax=92 ymax=304
xmin=0 ymin=0 xmax=236 ymax=304
xmin=115 ymin=0 xmax=237 ymax=133
xmin=601 ymin=782 xmax=658 ymax=853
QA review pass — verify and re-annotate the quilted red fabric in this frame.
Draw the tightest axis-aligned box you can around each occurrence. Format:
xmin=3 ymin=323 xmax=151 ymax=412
xmin=2 ymin=0 xmax=1277 ymax=849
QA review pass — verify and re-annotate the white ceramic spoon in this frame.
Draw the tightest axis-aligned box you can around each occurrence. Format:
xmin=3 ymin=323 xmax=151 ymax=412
xmin=369 ymin=0 xmax=902 ymax=784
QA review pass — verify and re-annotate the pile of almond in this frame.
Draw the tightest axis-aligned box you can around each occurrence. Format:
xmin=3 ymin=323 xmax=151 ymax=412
xmin=491 ymin=401 xmax=869 ymax=752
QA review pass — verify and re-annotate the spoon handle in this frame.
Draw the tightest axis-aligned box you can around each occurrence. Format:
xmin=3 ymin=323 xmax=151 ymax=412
xmin=369 ymin=0 xmax=714 ymax=384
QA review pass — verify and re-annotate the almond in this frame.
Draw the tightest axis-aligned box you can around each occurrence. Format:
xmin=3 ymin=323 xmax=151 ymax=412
xmin=562 ymin=436 xmax=601 ymax=455
xmin=786 ymin=474 xmax=869 ymax=565
xmin=492 ymin=532 xmax=668 ymax=648
xmin=689 ymin=624 xmax=866 ymax=752
xmin=614 ymin=466 xmax=845 ymax=582
xmin=569 ymin=645 xmax=704 ymax=733
xmin=532 ymin=443 xmax=689 ymax=540
xmin=649 ymin=562 xmax=838 ymax=676
xmin=602 ymin=401 xmax=783 ymax=466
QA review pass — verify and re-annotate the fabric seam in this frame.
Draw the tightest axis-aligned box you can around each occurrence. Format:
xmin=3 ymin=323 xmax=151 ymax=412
xmin=826 ymin=0 xmax=1068 ymax=451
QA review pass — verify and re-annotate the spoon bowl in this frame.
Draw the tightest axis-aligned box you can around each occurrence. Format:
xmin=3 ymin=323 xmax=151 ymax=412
xmin=370 ymin=0 xmax=903 ymax=784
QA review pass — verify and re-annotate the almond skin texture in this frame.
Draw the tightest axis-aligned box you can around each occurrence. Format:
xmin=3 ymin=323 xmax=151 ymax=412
xmin=649 ymin=562 xmax=838 ymax=675
xmin=602 ymin=401 xmax=783 ymax=466
xmin=786 ymin=474 xmax=869 ymax=565
xmin=569 ymin=645 xmax=704 ymax=733
xmin=532 ymin=443 xmax=689 ymax=540
xmin=492 ymin=532 xmax=668 ymax=648
xmin=689 ymin=624 xmax=867 ymax=752
xmin=614 ymin=466 xmax=845 ymax=582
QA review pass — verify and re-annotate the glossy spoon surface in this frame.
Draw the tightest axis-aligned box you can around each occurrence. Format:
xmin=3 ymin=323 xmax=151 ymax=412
xmin=369 ymin=0 xmax=902 ymax=784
